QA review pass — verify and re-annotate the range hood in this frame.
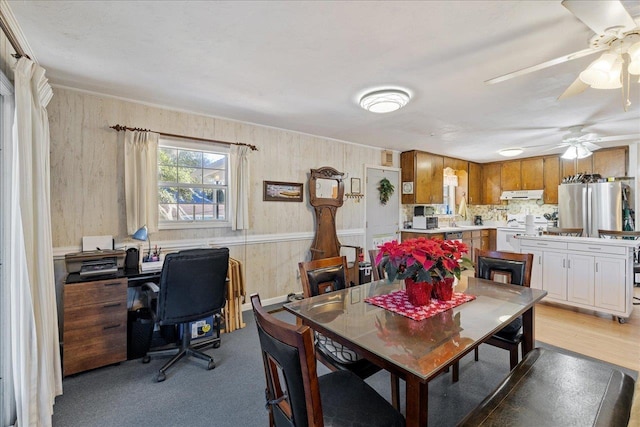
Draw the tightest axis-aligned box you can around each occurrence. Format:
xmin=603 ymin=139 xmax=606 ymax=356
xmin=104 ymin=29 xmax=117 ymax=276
xmin=500 ymin=190 xmax=544 ymax=200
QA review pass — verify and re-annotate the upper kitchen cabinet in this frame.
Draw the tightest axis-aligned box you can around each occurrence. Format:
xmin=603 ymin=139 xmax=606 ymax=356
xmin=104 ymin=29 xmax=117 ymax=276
xmin=401 ymin=150 xmax=444 ymax=204
xmin=468 ymin=162 xmax=482 ymax=204
xmin=481 ymin=162 xmax=502 ymax=204
xmin=521 ymin=158 xmax=544 ymax=190
xmin=593 ymin=147 xmax=627 ymax=178
xmin=543 ymin=156 xmax=560 ymax=204
xmin=444 ymin=157 xmax=469 ymax=206
xmin=561 ymin=147 xmax=627 ymax=179
xmin=500 ymin=160 xmax=521 ymax=191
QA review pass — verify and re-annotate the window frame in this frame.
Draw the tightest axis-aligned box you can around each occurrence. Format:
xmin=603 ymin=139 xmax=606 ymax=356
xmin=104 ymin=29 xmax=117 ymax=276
xmin=157 ymin=136 xmax=231 ymax=230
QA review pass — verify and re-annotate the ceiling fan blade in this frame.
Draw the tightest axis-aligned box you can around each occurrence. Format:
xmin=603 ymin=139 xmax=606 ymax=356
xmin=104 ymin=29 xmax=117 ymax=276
xmin=583 ymin=141 xmax=601 ymax=151
xmin=561 ymin=0 xmax=637 ymax=36
xmin=485 ymin=47 xmax=605 ymax=84
xmin=557 ymin=76 xmax=590 ymax=100
xmin=598 ymin=134 xmax=640 ymax=143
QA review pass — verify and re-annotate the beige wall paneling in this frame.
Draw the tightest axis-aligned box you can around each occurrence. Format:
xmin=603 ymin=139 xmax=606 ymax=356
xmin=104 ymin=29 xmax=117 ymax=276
xmin=48 ymin=87 xmax=379 ymax=310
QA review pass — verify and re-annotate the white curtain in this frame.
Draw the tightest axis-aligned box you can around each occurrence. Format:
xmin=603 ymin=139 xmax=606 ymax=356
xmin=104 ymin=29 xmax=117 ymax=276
xmin=230 ymin=145 xmax=250 ymax=230
xmin=10 ymin=57 xmax=62 ymax=426
xmin=124 ymin=130 xmax=159 ymax=234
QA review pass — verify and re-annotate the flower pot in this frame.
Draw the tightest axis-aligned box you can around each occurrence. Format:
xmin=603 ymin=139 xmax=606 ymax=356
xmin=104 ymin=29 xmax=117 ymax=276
xmin=432 ymin=277 xmax=455 ymax=301
xmin=404 ymin=277 xmax=433 ymax=306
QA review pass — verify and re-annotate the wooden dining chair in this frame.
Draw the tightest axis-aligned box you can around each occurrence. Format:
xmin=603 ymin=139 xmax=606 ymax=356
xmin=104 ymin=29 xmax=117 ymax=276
xmin=369 ymin=249 xmax=386 ymax=281
xmin=298 ymin=256 xmax=400 ymax=409
xmin=598 ymin=230 xmax=640 ymax=305
xmin=251 ymin=294 xmax=405 ymax=427
xmin=473 ymin=249 xmax=533 ymax=369
xmin=544 ymin=227 xmax=583 ymax=236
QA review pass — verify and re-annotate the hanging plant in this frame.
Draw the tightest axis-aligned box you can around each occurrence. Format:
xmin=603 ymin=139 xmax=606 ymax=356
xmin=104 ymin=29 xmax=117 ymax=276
xmin=378 ymin=178 xmax=395 ymax=205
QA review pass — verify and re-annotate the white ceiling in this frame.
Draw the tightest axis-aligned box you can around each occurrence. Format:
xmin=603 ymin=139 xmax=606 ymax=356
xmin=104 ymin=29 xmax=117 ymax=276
xmin=6 ymin=0 xmax=640 ymax=162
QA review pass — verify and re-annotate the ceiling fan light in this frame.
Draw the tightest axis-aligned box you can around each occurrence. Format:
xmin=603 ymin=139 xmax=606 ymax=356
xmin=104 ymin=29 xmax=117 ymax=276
xmin=498 ymin=148 xmax=523 ymax=157
xmin=359 ymin=89 xmax=411 ymax=113
xmin=579 ymin=53 xmax=617 ymax=86
xmin=561 ymin=146 xmax=578 ymax=160
xmin=576 ymin=144 xmax=592 ymax=159
xmin=628 ymin=41 xmax=640 ymax=75
xmin=590 ymin=59 xmax=623 ymax=89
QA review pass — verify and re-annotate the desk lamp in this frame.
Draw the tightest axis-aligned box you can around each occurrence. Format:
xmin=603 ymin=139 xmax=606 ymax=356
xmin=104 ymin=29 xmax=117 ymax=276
xmin=132 ymin=225 xmax=151 ymax=262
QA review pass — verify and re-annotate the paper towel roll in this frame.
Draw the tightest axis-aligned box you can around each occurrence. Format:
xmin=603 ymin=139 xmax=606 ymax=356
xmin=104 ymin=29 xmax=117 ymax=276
xmin=525 ymin=214 xmax=534 ymax=225
xmin=525 ymin=214 xmax=535 ymax=235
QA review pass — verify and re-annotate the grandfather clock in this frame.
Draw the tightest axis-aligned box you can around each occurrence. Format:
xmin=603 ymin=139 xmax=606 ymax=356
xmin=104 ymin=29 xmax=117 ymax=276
xmin=308 ymin=166 xmax=361 ymax=284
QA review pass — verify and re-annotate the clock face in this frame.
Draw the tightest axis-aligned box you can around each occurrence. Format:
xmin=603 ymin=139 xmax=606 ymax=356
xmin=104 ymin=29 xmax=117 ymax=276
xmin=402 ymin=182 xmax=414 ymax=194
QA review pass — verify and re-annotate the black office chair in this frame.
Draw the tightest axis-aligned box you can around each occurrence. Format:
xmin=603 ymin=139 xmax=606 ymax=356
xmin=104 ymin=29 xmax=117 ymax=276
xmin=144 ymin=248 xmax=229 ymax=382
xmin=473 ymin=249 xmax=533 ymax=369
xmin=251 ymin=294 xmax=405 ymax=427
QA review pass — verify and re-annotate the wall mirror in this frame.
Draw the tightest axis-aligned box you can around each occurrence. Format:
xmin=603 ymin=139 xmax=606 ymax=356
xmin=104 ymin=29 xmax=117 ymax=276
xmin=316 ymin=178 xmax=339 ymax=199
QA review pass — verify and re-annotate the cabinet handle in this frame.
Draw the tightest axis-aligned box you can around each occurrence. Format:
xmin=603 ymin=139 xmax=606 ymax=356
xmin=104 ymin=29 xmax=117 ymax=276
xmin=567 ymin=259 xmax=571 ymax=268
xmin=103 ymin=303 xmax=122 ymax=308
xmin=103 ymin=324 xmax=121 ymax=330
xmin=595 ymin=263 xmax=598 ymax=273
xmin=104 ymin=282 xmax=121 ymax=287
xmin=537 ymin=243 xmax=548 ymax=246
xmin=538 ymin=257 xmax=541 ymax=265
xmin=563 ymin=259 xmax=565 ymax=268
xmin=587 ymin=247 xmax=601 ymax=250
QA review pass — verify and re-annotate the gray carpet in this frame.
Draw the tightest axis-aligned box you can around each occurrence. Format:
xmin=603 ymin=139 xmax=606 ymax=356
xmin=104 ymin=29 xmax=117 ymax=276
xmin=52 ymin=309 xmax=636 ymax=427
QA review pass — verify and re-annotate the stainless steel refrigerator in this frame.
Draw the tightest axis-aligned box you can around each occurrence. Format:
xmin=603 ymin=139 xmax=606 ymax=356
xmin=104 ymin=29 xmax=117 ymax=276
xmin=558 ymin=182 xmax=626 ymax=237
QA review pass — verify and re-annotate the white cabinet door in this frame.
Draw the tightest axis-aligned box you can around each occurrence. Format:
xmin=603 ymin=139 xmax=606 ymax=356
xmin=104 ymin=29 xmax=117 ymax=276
xmin=566 ymin=254 xmax=594 ymax=305
xmin=542 ymin=251 xmax=567 ymax=300
xmin=594 ymin=256 xmax=626 ymax=312
xmin=524 ymin=248 xmax=544 ymax=290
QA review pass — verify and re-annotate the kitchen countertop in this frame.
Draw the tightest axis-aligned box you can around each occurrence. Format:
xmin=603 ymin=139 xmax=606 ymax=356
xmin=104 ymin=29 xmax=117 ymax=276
xmin=515 ymin=234 xmax=640 ymax=247
xmin=401 ymin=223 xmax=503 ymax=234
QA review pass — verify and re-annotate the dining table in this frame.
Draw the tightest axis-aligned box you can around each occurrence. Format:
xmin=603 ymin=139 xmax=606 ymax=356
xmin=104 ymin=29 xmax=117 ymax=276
xmin=284 ymin=276 xmax=548 ymax=427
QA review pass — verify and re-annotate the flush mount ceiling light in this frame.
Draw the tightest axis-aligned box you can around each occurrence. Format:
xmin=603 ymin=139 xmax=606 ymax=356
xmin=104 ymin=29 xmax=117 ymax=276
xmin=359 ymin=89 xmax=410 ymax=113
xmin=498 ymin=148 xmax=524 ymax=157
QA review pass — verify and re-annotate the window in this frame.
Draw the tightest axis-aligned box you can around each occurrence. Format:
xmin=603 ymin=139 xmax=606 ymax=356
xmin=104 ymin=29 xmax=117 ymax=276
xmin=157 ymin=137 xmax=230 ymax=228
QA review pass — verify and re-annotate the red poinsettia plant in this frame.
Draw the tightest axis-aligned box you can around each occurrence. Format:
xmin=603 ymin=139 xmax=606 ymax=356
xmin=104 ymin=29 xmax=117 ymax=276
xmin=375 ymin=237 xmax=472 ymax=283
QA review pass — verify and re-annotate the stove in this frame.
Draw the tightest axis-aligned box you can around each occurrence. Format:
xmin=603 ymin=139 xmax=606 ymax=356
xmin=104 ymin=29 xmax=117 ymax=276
xmin=497 ymin=214 xmax=548 ymax=251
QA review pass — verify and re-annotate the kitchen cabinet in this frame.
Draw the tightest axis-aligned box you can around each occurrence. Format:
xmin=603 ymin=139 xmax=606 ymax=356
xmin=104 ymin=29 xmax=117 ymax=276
xmin=401 ymin=231 xmax=444 ymax=241
xmin=500 ymin=160 xmax=521 ymax=191
xmin=488 ymin=229 xmax=496 ymax=251
xmin=481 ymin=163 xmax=502 ymax=205
xmin=519 ymin=236 xmax=634 ymax=322
xmin=593 ymin=147 xmax=627 ymax=178
xmin=542 ymin=156 xmax=560 ymax=204
xmin=521 ymin=158 xmax=544 ymax=190
xmin=63 ymin=277 xmax=128 ymax=376
xmin=401 ymin=150 xmax=444 ymax=204
xmin=444 ymin=157 xmax=469 ymax=206
xmin=468 ymin=162 xmax=481 ymax=204
xmin=462 ymin=230 xmax=488 ymax=257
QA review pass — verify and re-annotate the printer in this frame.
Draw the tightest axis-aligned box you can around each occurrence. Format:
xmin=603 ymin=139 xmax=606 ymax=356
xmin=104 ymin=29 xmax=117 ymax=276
xmin=65 ymin=249 xmax=125 ymax=277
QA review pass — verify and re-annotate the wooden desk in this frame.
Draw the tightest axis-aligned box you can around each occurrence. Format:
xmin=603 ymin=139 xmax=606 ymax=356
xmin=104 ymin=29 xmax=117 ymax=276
xmin=63 ymin=268 xmax=161 ymax=376
xmin=284 ymin=277 xmax=547 ymax=426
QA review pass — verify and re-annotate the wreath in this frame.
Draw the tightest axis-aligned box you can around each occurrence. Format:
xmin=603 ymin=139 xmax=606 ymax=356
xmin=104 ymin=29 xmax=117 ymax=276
xmin=378 ymin=178 xmax=395 ymax=205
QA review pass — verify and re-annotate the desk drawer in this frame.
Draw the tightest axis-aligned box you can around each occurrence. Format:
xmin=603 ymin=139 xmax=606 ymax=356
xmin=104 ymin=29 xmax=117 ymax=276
xmin=63 ymin=323 xmax=126 ymax=376
xmin=64 ymin=302 xmax=127 ymax=330
xmin=64 ymin=278 xmax=127 ymax=307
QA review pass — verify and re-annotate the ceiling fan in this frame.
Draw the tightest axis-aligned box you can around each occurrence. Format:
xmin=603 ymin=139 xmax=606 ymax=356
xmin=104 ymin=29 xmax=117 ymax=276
xmin=486 ymin=0 xmax=640 ymax=110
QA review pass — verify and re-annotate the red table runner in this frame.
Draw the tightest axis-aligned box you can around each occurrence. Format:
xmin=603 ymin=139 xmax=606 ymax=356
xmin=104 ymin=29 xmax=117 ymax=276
xmin=365 ymin=290 xmax=476 ymax=321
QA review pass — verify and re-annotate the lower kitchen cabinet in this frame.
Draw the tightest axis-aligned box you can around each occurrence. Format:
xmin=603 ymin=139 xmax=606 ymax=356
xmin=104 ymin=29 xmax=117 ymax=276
xmin=519 ymin=236 xmax=634 ymax=322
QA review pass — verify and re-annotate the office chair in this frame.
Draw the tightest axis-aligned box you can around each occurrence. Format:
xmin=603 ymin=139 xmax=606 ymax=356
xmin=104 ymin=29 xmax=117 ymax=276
xmin=144 ymin=248 xmax=229 ymax=382
xmin=298 ymin=256 xmax=401 ymax=409
xmin=251 ymin=294 xmax=405 ymax=427
xmin=473 ymin=249 xmax=533 ymax=369
xmin=598 ymin=230 xmax=640 ymax=306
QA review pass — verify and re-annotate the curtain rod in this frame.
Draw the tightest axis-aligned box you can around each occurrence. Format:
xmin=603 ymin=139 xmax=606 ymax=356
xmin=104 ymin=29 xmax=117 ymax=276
xmin=0 ymin=11 xmax=30 ymax=60
xmin=109 ymin=124 xmax=258 ymax=151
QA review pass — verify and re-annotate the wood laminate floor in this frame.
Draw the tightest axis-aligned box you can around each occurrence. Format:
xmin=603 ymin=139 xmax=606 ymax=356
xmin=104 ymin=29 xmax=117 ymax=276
xmin=459 ymin=271 xmax=640 ymax=371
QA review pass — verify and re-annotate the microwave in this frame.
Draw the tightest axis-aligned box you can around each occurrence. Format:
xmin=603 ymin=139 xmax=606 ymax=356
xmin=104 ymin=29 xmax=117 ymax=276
xmin=413 ymin=216 xmax=438 ymax=230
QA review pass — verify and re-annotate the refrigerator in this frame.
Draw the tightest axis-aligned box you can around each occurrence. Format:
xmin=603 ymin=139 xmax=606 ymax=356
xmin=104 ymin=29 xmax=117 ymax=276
xmin=558 ymin=182 xmax=627 ymax=237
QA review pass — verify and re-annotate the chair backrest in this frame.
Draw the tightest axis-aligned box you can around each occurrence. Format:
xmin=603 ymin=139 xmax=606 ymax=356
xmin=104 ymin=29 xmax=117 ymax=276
xmin=544 ymin=227 xmax=583 ymax=237
xmin=368 ymin=249 xmax=386 ymax=282
xmin=474 ymin=249 xmax=533 ymax=287
xmin=598 ymin=230 xmax=640 ymax=240
xmin=156 ymin=248 xmax=229 ymax=325
xmin=298 ymin=256 xmax=349 ymax=298
xmin=251 ymin=294 xmax=323 ymax=427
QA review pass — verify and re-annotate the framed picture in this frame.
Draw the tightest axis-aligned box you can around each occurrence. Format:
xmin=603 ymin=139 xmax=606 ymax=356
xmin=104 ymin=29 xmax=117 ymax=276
xmin=263 ymin=181 xmax=304 ymax=202
xmin=350 ymin=178 xmax=361 ymax=194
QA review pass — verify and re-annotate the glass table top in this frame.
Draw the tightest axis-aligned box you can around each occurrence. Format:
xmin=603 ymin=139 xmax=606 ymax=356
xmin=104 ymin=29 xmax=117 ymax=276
xmin=284 ymin=277 xmax=547 ymax=381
